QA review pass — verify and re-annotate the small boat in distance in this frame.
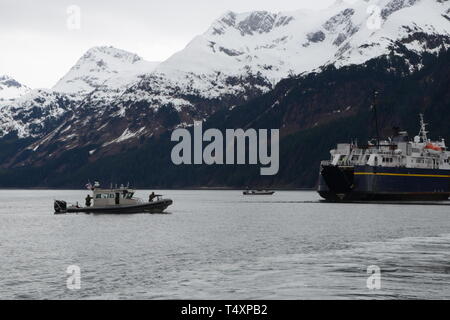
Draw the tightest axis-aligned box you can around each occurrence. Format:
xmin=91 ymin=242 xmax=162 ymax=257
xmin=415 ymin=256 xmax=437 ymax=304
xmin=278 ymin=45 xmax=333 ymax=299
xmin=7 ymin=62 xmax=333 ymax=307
xmin=243 ymin=189 xmax=275 ymax=195
xmin=54 ymin=182 xmax=173 ymax=214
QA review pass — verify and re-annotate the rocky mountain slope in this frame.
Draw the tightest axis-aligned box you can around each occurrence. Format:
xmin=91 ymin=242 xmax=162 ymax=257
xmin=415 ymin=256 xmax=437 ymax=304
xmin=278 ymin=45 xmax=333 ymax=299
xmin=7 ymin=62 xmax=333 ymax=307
xmin=0 ymin=49 xmax=448 ymax=188
xmin=0 ymin=89 xmax=75 ymax=139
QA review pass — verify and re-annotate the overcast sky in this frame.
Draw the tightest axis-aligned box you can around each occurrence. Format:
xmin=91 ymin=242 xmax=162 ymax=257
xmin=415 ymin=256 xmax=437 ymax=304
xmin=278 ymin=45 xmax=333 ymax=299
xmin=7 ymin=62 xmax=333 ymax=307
xmin=0 ymin=0 xmax=337 ymax=88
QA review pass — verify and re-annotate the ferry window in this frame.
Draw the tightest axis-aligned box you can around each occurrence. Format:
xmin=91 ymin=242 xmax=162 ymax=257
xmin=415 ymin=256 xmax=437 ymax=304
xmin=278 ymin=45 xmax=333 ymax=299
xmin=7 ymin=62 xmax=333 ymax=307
xmin=109 ymin=194 xmax=115 ymax=198
xmin=96 ymin=194 xmax=101 ymax=199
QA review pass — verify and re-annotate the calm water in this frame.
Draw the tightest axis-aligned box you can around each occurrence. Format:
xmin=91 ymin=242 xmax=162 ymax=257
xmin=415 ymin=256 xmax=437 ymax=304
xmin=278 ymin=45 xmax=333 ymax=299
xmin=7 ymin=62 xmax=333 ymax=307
xmin=0 ymin=190 xmax=449 ymax=300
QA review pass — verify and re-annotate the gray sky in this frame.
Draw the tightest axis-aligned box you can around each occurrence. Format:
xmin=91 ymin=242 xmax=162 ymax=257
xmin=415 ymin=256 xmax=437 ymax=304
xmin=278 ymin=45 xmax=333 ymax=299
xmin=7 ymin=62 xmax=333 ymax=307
xmin=0 ymin=0 xmax=336 ymax=88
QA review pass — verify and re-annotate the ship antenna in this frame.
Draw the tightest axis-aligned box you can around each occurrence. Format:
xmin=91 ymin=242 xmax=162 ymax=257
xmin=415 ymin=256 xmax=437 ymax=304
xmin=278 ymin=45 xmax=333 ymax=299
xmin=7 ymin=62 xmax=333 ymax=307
xmin=419 ymin=114 xmax=428 ymax=142
xmin=372 ymin=90 xmax=380 ymax=148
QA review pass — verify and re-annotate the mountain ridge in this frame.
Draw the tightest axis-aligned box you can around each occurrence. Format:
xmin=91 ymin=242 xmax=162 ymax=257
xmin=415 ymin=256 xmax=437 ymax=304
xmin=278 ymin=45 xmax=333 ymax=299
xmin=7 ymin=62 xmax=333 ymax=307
xmin=52 ymin=45 xmax=160 ymax=96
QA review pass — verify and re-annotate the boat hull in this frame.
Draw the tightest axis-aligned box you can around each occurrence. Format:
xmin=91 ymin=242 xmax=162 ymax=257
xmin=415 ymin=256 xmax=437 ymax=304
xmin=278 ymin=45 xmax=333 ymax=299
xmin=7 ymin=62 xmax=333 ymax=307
xmin=62 ymin=199 xmax=173 ymax=214
xmin=318 ymin=165 xmax=450 ymax=202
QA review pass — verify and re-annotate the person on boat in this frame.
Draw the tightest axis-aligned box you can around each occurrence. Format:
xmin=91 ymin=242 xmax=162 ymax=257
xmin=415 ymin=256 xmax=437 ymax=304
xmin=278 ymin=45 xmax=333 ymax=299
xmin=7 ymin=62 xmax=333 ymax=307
xmin=149 ymin=192 xmax=156 ymax=202
xmin=85 ymin=195 xmax=92 ymax=207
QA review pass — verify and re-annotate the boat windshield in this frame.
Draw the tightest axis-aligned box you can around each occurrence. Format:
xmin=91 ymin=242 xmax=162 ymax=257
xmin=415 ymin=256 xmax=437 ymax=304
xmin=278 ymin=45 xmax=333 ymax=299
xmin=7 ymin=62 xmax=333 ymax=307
xmin=95 ymin=193 xmax=114 ymax=199
xmin=125 ymin=192 xmax=134 ymax=199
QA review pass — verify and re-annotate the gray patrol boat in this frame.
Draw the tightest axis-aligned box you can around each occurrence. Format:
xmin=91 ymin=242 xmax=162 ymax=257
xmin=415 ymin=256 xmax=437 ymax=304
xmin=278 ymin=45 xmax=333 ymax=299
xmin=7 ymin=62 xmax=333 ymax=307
xmin=54 ymin=182 xmax=173 ymax=214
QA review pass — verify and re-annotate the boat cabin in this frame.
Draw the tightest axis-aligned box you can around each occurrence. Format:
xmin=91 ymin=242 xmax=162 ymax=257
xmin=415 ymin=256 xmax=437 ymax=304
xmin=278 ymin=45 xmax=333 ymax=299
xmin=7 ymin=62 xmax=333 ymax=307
xmin=92 ymin=187 xmax=139 ymax=207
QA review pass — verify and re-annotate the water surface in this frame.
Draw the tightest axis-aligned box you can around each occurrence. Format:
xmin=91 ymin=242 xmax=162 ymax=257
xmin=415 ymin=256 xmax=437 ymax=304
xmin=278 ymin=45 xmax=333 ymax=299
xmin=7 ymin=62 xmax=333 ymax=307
xmin=0 ymin=190 xmax=449 ymax=299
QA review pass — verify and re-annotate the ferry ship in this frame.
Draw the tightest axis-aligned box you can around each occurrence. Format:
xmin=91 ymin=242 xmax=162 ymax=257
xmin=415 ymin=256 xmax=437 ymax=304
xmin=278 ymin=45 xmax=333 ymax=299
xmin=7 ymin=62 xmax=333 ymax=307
xmin=318 ymin=115 xmax=450 ymax=201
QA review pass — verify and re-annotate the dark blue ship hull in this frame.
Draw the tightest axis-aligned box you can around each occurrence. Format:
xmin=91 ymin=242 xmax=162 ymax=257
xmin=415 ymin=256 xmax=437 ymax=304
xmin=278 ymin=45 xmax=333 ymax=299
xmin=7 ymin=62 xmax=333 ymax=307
xmin=318 ymin=165 xmax=450 ymax=201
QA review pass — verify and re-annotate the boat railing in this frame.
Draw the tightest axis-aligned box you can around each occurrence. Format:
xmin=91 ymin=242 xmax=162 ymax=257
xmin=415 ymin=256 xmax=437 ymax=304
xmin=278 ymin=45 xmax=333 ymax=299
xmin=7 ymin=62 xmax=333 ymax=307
xmin=134 ymin=197 xmax=148 ymax=204
xmin=133 ymin=196 xmax=163 ymax=204
xmin=65 ymin=201 xmax=81 ymax=208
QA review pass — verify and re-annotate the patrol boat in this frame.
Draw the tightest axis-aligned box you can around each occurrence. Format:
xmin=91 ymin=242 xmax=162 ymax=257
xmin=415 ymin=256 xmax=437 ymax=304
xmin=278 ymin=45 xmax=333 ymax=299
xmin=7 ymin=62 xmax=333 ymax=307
xmin=318 ymin=115 xmax=450 ymax=201
xmin=243 ymin=189 xmax=275 ymax=195
xmin=54 ymin=182 xmax=173 ymax=214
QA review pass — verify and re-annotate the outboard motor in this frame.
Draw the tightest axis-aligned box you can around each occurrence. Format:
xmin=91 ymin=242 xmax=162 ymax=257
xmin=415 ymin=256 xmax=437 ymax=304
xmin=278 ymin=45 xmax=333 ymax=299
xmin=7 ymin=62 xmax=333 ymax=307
xmin=54 ymin=200 xmax=67 ymax=214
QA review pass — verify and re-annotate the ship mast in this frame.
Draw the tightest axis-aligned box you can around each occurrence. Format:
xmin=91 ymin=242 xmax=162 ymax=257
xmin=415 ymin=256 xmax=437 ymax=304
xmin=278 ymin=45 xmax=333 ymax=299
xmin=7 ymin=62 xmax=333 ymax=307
xmin=372 ymin=90 xmax=380 ymax=148
xmin=419 ymin=114 xmax=428 ymax=143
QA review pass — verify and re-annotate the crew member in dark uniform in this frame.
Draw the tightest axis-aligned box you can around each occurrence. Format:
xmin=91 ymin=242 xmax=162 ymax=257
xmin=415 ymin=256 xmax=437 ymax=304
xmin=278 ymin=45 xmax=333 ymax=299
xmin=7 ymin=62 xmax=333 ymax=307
xmin=85 ymin=194 xmax=93 ymax=207
xmin=149 ymin=192 xmax=156 ymax=202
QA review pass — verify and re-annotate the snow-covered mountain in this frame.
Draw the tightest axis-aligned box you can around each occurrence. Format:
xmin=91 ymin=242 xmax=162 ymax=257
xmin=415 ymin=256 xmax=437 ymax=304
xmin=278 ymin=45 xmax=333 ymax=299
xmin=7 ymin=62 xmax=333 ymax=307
xmin=0 ymin=46 xmax=160 ymax=139
xmin=125 ymin=0 xmax=449 ymax=106
xmin=1 ymin=0 xmax=449 ymax=167
xmin=0 ymin=75 xmax=30 ymax=101
xmin=53 ymin=46 xmax=160 ymax=96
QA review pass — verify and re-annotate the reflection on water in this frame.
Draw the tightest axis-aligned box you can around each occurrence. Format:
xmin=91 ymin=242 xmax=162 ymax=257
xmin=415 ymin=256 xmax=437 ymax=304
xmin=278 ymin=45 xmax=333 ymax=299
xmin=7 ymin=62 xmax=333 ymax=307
xmin=0 ymin=190 xmax=449 ymax=299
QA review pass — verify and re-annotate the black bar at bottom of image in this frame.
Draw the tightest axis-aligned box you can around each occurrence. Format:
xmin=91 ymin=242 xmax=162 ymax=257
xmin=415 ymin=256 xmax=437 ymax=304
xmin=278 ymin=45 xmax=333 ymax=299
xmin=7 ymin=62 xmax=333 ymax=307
xmin=0 ymin=300 xmax=448 ymax=318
